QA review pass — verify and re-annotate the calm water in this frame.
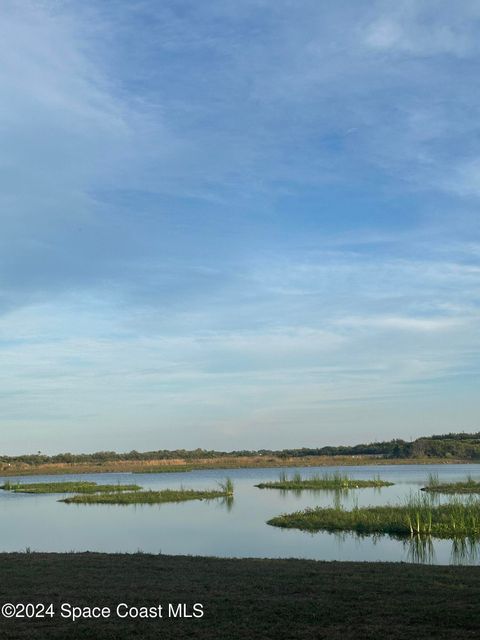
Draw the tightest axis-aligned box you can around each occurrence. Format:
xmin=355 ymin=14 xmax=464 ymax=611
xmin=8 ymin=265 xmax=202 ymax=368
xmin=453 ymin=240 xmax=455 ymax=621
xmin=2 ymin=464 xmax=480 ymax=565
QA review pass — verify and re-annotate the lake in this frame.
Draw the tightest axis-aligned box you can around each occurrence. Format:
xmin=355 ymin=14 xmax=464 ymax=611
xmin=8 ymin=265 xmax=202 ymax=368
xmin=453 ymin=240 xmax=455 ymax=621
xmin=2 ymin=464 xmax=480 ymax=565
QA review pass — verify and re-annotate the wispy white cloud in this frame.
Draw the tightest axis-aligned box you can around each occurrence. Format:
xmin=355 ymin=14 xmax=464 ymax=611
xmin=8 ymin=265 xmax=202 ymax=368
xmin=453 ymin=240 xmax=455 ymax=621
xmin=338 ymin=316 xmax=465 ymax=333
xmin=364 ymin=7 xmax=477 ymax=58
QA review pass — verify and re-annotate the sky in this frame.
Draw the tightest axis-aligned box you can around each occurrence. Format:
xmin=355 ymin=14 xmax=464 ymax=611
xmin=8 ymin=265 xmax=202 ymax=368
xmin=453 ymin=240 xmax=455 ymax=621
xmin=1 ymin=0 xmax=479 ymax=454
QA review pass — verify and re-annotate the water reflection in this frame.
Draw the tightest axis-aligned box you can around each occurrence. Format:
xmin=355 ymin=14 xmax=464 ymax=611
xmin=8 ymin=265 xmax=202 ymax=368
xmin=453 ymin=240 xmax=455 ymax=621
xmin=278 ymin=487 xmax=352 ymax=504
xmin=450 ymin=537 xmax=480 ymax=565
xmin=220 ymin=496 xmax=234 ymax=512
xmin=404 ymin=536 xmax=436 ymax=564
xmin=332 ymin=490 xmax=343 ymax=511
xmin=402 ymin=535 xmax=480 ymax=565
xmin=277 ymin=485 xmax=387 ymax=500
xmin=324 ymin=527 xmax=480 ymax=565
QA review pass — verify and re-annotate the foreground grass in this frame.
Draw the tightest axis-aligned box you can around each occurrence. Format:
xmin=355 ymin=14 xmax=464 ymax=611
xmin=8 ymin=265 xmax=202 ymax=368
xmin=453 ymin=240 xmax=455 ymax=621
xmin=268 ymin=495 xmax=480 ymax=539
xmin=256 ymin=471 xmax=393 ymax=490
xmin=0 ymin=481 xmax=141 ymax=494
xmin=1 ymin=553 xmax=480 ymax=639
xmin=61 ymin=486 xmax=233 ymax=505
xmin=422 ymin=472 xmax=480 ymax=494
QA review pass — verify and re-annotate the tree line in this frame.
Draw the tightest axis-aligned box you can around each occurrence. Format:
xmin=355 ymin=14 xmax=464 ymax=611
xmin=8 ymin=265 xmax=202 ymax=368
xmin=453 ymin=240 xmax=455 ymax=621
xmin=1 ymin=431 xmax=480 ymax=465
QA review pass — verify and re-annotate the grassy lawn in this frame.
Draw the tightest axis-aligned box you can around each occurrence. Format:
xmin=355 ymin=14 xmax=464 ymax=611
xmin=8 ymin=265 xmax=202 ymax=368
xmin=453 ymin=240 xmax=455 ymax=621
xmin=1 ymin=553 xmax=480 ymax=639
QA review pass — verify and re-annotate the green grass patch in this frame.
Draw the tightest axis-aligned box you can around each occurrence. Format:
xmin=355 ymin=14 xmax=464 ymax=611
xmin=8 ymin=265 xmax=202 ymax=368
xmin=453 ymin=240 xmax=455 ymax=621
xmin=422 ymin=472 xmax=480 ymax=494
xmin=256 ymin=470 xmax=393 ymax=490
xmin=268 ymin=494 xmax=480 ymax=539
xmin=1 ymin=481 xmax=141 ymax=494
xmin=61 ymin=483 xmax=234 ymax=505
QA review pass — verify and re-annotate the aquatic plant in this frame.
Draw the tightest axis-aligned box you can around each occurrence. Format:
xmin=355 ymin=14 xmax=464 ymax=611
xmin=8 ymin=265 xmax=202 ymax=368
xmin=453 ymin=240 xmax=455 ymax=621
xmin=60 ymin=487 xmax=233 ymax=505
xmin=267 ymin=494 xmax=480 ymax=539
xmin=422 ymin=474 xmax=480 ymax=494
xmin=256 ymin=471 xmax=393 ymax=491
xmin=217 ymin=478 xmax=234 ymax=495
xmin=0 ymin=481 xmax=142 ymax=494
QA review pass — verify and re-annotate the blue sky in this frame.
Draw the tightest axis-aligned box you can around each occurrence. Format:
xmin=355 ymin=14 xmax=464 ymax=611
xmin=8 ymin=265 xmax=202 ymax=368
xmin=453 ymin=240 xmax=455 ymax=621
xmin=1 ymin=0 xmax=479 ymax=454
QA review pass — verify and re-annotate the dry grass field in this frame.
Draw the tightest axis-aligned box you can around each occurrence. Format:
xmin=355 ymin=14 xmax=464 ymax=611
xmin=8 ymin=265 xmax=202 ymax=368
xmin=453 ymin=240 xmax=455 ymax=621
xmin=0 ymin=455 xmax=465 ymax=477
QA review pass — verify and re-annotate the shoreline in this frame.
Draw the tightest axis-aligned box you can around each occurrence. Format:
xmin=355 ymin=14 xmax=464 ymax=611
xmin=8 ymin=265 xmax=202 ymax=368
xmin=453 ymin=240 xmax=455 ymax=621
xmin=0 ymin=455 xmax=475 ymax=477
xmin=1 ymin=552 xmax=480 ymax=639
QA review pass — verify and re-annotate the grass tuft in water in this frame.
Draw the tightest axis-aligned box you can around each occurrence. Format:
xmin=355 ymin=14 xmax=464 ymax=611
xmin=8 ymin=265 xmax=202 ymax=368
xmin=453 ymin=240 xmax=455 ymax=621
xmin=255 ymin=471 xmax=393 ymax=490
xmin=267 ymin=493 xmax=480 ymax=539
xmin=60 ymin=485 xmax=234 ymax=505
xmin=0 ymin=481 xmax=142 ymax=494
xmin=422 ymin=474 xmax=480 ymax=494
xmin=217 ymin=477 xmax=234 ymax=495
